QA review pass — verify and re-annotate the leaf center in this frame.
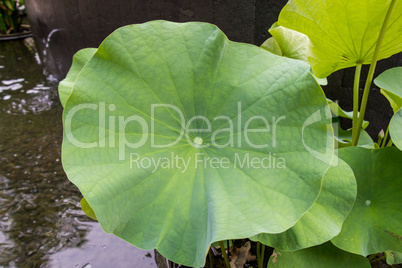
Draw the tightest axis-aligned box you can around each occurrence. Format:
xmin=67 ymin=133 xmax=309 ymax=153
xmin=193 ymin=137 xmax=203 ymax=148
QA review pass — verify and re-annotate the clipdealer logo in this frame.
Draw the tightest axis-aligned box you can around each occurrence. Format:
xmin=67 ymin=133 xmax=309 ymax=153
xmin=64 ymin=101 xmax=333 ymax=172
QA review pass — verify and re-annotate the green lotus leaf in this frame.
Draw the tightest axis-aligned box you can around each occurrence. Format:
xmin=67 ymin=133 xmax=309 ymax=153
xmin=80 ymin=197 xmax=97 ymax=221
xmin=267 ymin=242 xmax=370 ymax=267
xmin=261 ymin=23 xmax=327 ymax=86
xmin=267 ymin=22 xmax=309 ymax=63
xmin=313 ymin=75 xmax=328 ymax=87
xmin=261 ymin=37 xmax=282 ymax=56
xmin=252 ymin=156 xmax=356 ymax=251
xmin=385 ymin=250 xmax=402 ymax=265
xmin=390 ymin=108 xmax=402 ymax=150
xmin=58 ymin=48 xmax=97 ymax=107
xmin=278 ymin=0 xmax=402 ymax=78
xmin=327 ymin=99 xmax=369 ymax=129
xmin=332 ymin=121 xmax=374 ymax=149
xmin=332 ymin=147 xmax=402 ymax=256
xmin=374 ymin=67 xmax=402 ymax=113
xmin=60 ymin=21 xmax=334 ymax=267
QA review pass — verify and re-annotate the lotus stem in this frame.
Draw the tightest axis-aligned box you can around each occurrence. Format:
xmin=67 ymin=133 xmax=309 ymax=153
xmin=386 ymin=138 xmax=393 ymax=147
xmin=352 ymin=0 xmax=398 ymax=145
xmin=219 ymin=241 xmax=230 ymax=268
xmin=352 ymin=63 xmax=362 ymax=139
xmin=259 ymin=243 xmax=265 ymax=268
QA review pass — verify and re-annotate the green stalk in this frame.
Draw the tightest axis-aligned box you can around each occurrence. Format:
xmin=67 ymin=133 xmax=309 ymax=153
xmin=386 ymin=138 xmax=393 ymax=147
xmin=370 ymin=255 xmax=386 ymax=263
xmin=219 ymin=241 xmax=230 ymax=268
xmin=260 ymin=243 xmax=265 ymax=268
xmin=257 ymin=241 xmax=265 ymax=268
xmin=367 ymin=254 xmax=378 ymax=261
xmin=352 ymin=63 xmax=362 ymax=139
xmin=352 ymin=0 xmax=398 ymax=146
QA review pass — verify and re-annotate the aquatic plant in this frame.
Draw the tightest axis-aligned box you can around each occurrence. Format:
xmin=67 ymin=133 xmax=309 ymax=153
xmin=59 ymin=0 xmax=402 ymax=267
xmin=0 ymin=0 xmax=24 ymax=34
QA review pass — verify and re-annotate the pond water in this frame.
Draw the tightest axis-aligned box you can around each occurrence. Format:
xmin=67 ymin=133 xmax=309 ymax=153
xmin=0 ymin=39 xmax=157 ymax=267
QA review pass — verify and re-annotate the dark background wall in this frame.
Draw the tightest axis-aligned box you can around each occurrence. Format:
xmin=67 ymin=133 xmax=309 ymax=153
xmin=24 ymin=0 xmax=288 ymax=78
xmin=24 ymin=0 xmax=401 ymax=140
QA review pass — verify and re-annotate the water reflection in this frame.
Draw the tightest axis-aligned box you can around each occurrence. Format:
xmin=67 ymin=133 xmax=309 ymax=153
xmin=0 ymin=40 xmax=156 ymax=267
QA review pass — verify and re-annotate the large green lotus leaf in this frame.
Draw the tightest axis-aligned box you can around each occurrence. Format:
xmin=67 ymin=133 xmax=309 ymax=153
xmin=267 ymin=242 xmax=371 ymax=267
xmin=252 ymin=156 xmax=356 ymax=251
xmin=374 ymin=67 xmax=402 ymax=113
xmin=58 ymin=48 xmax=97 ymax=107
xmin=332 ymin=147 xmax=402 ymax=256
xmin=390 ymin=108 xmax=402 ymax=150
xmin=278 ymin=0 xmax=402 ymax=78
xmin=61 ymin=21 xmax=333 ymax=267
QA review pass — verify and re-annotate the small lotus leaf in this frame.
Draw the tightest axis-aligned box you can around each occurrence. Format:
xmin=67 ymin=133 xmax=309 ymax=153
xmin=327 ymin=99 xmax=369 ymax=129
xmin=374 ymin=67 xmax=402 ymax=113
xmin=261 ymin=38 xmax=282 ymax=56
xmin=261 ymin=23 xmax=327 ymax=85
xmin=385 ymin=250 xmax=402 ymax=265
xmin=267 ymin=242 xmax=370 ymax=268
xmin=332 ymin=147 xmax=402 ymax=256
xmin=332 ymin=121 xmax=374 ymax=149
xmin=267 ymin=23 xmax=309 ymax=63
xmin=390 ymin=108 xmax=402 ymax=150
xmin=80 ymin=197 xmax=97 ymax=221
